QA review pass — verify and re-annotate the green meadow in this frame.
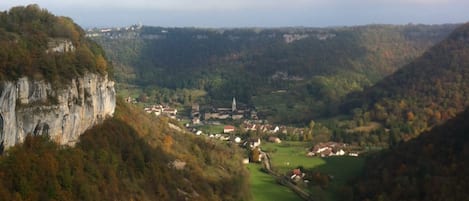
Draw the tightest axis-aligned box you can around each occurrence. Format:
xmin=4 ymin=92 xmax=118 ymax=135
xmin=262 ymin=142 xmax=365 ymax=201
xmin=248 ymin=163 xmax=303 ymax=201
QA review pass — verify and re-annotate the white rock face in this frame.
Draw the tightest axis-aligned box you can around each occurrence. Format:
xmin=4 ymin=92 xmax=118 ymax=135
xmin=0 ymin=73 xmax=115 ymax=150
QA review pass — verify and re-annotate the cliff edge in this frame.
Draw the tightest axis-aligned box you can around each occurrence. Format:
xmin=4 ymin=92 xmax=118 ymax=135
xmin=0 ymin=73 xmax=115 ymax=149
xmin=0 ymin=5 xmax=115 ymax=150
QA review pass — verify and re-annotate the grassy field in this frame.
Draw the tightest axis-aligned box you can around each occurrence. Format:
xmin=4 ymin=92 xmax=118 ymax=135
xmin=248 ymin=163 xmax=303 ymax=201
xmin=262 ymin=141 xmax=365 ymax=201
xmin=262 ymin=141 xmax=319 ymax=173
xmin=194 ymin=124 xmax=226 ymax=134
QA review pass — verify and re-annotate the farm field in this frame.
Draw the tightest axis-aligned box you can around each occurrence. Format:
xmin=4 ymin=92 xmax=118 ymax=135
xmin=262 ymin=141 xmax=365 ymax=201
xmin=248 ymin=163 xmax=303 ymax=201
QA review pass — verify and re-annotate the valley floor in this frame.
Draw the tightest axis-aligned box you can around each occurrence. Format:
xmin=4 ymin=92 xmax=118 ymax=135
xmin=260 ymin=142 xmax=365 ymax=201
xmin=248 ymin=163 xmax=303 ymax=201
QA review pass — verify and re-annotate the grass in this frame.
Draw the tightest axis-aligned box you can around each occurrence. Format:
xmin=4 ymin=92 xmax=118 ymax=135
xmin=309 ymin=157 xmax=365 ymax=200
xmin=248 ymin=163 xmax=303 ymax=201
xmin=262 ymin=141 xmax=365 ymax=201
xmin=262 ymin=141 xmax=320 ymax=173
xmin=194 ymin=124 xmax=226 ymax=134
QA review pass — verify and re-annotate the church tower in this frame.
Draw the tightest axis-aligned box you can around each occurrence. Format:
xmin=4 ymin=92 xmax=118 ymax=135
xmin=232 ymin=97 xmax=237 ymax=112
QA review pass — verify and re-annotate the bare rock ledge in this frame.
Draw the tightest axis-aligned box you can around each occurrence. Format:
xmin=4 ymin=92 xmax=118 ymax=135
xmin=0 ymin=73 xmax=115 ymax=150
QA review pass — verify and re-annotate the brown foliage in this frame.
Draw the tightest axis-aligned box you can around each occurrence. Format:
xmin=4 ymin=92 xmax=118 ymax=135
xmin=0 ymin=5 xmax=111 ymax=83
xmin=0 ymin=100 xmax=251 ymax=201
xmin=350 ymin=108 xmax=469 ymax=201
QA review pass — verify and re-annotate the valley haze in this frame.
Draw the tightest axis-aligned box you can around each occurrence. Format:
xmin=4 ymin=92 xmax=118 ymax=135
xmin=1 ymin=0 xmax=469 ymax=27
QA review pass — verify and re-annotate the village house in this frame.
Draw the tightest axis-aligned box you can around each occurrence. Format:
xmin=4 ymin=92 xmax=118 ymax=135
xmin=162 ymin=108 xmax=177 ymax=118
xmin=242 ymin=120 xmax=292 ymax=136
xmin=203 ymin=97 xmax=253 ymax=120
xmin=125 ymin=96 xmax=138 ymax=104
xmin=308 ymin=142 xmax=348 ymax=157
xmin=232 ymin=113 xmax=244 ymax=120
xmin=244 ymin=138 xmax=261 ymax=149
xmin=268 ymin=136 xmax=282 ymax=144
xmin=290 ymin=168 xmax=306 ymax=181
xmin=191 ymin=103 xmax=201 ymax=124
xmin=270 ymin=126 xmax=280 ymax=133
xmin=143 ymin=104 xmax=178 ymax=119
xmin=192 ymin=117 xmax=200 ymax=124
xmin=223 ymin=125 xmax=235 ymax=133
xmin=250 ymin=110 xmax=258 ymax=119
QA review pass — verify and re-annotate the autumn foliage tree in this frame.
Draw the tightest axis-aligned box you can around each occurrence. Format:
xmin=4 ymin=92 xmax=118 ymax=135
xmin=350 ymin=108 xmax=469 ymax=201
xmin=250 ymin=147 xmax=261 ymax=162
xmin=343 ymin=22 xmax=469 ymax=146
xmin=0 ymin=5 xmax=111 ymax=84
xmin=0 ymin=100 xmax=251 ymax=201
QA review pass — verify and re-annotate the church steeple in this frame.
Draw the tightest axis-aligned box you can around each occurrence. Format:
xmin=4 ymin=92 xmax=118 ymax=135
xmin=232 ymin=97 xmax=236 ymax=112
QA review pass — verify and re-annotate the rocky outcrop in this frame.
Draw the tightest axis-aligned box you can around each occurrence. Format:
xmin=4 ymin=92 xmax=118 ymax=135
xmin=0 ymin=73 xmax=115 ymax=150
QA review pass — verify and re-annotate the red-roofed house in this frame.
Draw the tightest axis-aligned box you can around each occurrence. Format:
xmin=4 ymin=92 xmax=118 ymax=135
xmin=223 ymin=125 xmax=235 ymax=133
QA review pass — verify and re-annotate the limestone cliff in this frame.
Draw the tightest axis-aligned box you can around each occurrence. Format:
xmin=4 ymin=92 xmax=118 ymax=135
xmin=0 ymin=73 xmax=115 ymax=150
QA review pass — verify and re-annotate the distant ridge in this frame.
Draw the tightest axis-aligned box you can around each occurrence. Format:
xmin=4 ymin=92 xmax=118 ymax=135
xmin=91 ymin=23 xmax=457 ymax=123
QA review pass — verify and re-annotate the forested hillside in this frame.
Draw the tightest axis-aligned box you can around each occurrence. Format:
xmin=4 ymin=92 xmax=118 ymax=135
xmin=0 ymin=6 xmax=249 ymax=200
xmin=0 ymin=5 xmax=109 ymax=84
xmin=0 ymin=99 xmax=250 ymax=201
xmin=348 ymin=107 xmax=469 ymax=201
xmin=92 ymin=24 xmax=457 ymax=123
xmin=342 ymin=22 xmax=469 ymax=145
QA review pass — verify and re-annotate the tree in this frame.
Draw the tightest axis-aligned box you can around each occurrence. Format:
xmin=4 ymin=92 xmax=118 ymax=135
xmin=304 ymin=120 xmax=315 ymax=141
xmin=406 ymin=111 xmax=415 ymax=122
xmin=137 ymin=93 xmax=148 ymax=102
xmin=163 ymin=135 xmax=173 ymax=151
xmin=95 ymin=54 xmax=107 ymax=73
xmin=250 ymin=147 xmax=261 ymax=162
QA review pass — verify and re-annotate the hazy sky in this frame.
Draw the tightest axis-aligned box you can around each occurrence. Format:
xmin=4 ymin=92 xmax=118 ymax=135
xmin=1 ymin=0 xmax=468 ymax=28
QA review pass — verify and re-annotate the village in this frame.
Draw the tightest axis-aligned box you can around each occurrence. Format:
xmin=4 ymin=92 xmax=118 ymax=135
xmin=128 ymin=96 xmax=361 ymax=160
xmin=123 ymin=94 xmax=365 ymax=199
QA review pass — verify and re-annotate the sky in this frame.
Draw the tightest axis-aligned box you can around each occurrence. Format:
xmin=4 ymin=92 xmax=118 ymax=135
xmin=1 ymin=0 xmax=468 ymax=28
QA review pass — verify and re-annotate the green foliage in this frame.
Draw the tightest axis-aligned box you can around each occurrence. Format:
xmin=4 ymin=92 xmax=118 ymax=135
xmin=262 ymin=142 xmax=365 ymax=201
xmin=350 ymin=108 xmax=469 ymax=201
xmin=94 ymin=24 xmax=456 ymax=123
xmin=343 ymin=22 xmax=469 ymax=145
xmin=0 ymin=5 xmax=111 ymax=84
xmin=0 ymin=100 xmax=250 ymax=201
